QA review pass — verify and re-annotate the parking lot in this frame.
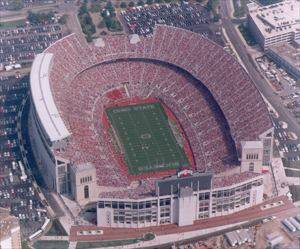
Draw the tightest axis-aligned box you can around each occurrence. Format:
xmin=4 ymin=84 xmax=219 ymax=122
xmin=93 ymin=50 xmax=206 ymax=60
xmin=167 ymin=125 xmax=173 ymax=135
xmin=256 ymin=56 xmax=300 ymax=174
xmin=121 ymin=2 xmax=210 ymax=36
xmin=256 ymin=56 xmax=300 ymax=115
xmin=0 ymin=22 xmax=66 ymax=67
xmin=0 ymin=75 xmax=47 ymax=238
xmin=273 ymin=119 xmax=300 ymax=162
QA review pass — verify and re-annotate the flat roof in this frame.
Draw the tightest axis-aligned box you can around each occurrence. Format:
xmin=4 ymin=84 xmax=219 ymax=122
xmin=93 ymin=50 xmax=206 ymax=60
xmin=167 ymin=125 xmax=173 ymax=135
xmin=241 ymin=140 xmax=263 ymax=149
xmin=156 ymin=172 xmax=213 ymax=196
xmin=248 ymin=0 xmax=300 ymax=38
xmin=30 ymin=53 xmax=70 ymax=143
xmin=269 ymin=43 xmax=300 ymax=70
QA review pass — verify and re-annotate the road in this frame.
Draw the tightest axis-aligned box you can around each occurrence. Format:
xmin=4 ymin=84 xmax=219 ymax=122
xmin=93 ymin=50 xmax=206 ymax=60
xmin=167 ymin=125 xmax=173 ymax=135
xmin=219 ymin=0 xmax=300 ymax=137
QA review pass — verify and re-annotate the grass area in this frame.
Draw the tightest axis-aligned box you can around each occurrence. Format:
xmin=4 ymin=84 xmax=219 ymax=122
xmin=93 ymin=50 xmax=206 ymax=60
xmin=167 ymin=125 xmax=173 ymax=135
xmin=238 ymin=23 xmax=257 ymax=46
xmin=0 ymin=19 xmax=25 ymax=29
xmin=34 ymin=241 xmax=69 ymax=249
xmin=45 ymin=219 xmax=68 ymax=236
xmin=105 ymin=102 xmax=189 ymax=174
xmin=76 ymin=233 xmax=155 ymax=249
xmin=233 ymin=0 xmax=249 ymax=18
xmin=22 ymin=241 xmax=30 ymax=249
xmin=289 ymin=185 xmax=300 ymax=202
xmin=282 ymin=158 xmax=300 ymax=170
xmin=76 ymin=239 xmax=140 ymax=249
xmin=285 ymin=169 xmax=300 ymax=178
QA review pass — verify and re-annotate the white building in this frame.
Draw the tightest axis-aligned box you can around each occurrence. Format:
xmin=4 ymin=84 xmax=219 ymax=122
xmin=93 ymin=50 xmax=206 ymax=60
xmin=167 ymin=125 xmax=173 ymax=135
xmin=0 ymin=208 xmax=21 ymax=249
xmin=97 ymin=171 xmax=264 ymax=228
xmin=247 ymin=0 xmax=300 ymax=50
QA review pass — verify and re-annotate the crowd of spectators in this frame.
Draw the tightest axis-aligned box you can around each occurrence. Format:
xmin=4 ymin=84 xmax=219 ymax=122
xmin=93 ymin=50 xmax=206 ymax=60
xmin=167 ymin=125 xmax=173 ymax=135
xmin=0 ymin=75 xmax=47 ymax=237
xmin=41 ymin=25 xmax=271 ymax=198
xmin=121 ymin=2 xmax=210 ymax=37
xmin=0 ymin=22 xmax=66 ymax=67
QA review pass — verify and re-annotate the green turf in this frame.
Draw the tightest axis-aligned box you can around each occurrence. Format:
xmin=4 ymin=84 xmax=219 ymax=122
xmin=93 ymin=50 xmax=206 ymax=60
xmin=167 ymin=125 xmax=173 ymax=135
xmin=76 ymin=233 xmax=155 ymax=249
xmin=105 ymin=102 xmax=189 ymax=174
xmin=34 ymin=241 xmax=69 ymax=249
xmin=45 ymin=219 xmax=68 ymax=236
xmin=0 ymin=20 xmax=25 ymax=29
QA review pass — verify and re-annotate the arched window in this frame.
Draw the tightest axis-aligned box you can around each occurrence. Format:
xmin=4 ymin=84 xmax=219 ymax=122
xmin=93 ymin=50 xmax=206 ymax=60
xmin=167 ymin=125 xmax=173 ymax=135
xmin=84 ymin=185 xmax=89 ymax=199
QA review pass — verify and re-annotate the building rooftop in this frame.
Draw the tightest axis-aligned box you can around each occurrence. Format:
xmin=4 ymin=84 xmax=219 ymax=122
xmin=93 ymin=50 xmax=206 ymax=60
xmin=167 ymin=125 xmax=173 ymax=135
xmin=72 ymin=162 xmax=95 ymax=173
xmin=248 ymin=0 xmax=300 ymax=38
xmin=269 ymin=43 xmax=300 ymax=70
xmin=30 ymin=53 xmax=70 ymax=143
xmin=241 ymin=140 xmax=263 ymax=149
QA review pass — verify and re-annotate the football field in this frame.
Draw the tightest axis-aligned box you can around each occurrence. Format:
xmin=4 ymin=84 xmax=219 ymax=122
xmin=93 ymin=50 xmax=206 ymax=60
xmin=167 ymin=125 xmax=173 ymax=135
xmin=105 ymin=102 xmax=189 ymax=174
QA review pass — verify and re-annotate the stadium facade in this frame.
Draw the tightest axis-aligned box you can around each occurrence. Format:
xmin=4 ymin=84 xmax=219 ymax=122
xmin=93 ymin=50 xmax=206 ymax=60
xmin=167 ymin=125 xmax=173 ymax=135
xmin=29 ymin=25 xmax=273 ymax=228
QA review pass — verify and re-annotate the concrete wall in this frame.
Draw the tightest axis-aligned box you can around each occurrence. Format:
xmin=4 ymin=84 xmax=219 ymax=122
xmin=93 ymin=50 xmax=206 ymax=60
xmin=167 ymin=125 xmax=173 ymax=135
xmin=177 ymin=195 xmax=197 ymax=226
xmin=69 ymin=165 xmax=97 ymax=205
xmin=28 ymin=105 xmax=57 ymax=191
xmin=241 ymin=146 xmax=263 ymax=173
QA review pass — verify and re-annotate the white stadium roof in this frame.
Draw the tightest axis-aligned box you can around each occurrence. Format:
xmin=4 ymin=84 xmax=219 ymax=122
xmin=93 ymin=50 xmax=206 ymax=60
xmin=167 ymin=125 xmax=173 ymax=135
xmin=30 ymin=53 xmax=70 ymax=143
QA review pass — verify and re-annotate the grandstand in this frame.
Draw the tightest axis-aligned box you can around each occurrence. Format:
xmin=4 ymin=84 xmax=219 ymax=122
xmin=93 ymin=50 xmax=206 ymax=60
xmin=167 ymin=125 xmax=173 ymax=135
xmin=29 ymin=25 xmax=274 ymax=228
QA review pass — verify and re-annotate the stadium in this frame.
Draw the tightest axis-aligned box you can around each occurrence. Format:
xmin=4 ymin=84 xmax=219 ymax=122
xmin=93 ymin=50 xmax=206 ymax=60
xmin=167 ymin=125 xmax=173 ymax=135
xmin=29 ymin=25 xmax=274 ymax=228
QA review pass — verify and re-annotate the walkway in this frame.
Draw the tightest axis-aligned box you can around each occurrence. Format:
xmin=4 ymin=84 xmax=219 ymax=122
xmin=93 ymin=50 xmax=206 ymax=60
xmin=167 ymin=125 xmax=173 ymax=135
xmin=51 ymin=193 xmax=75 ymax=234
xmin=40 ymin=236 xmax=69 ymax=241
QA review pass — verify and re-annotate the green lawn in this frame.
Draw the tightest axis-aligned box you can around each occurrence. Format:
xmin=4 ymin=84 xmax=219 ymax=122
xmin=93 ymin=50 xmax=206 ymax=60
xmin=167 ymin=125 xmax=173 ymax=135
xmin=0 ymin=20 xmax=25 ymax=29
xmin=105 ymin=102 xmax=189 ymax=174
xmin=285 ymin=169 xmax=300 ymax=178
xmin=34 ymin=241 xmax=69 ymax=249
xmin=45 ymin=219 xmax=68 ymax=236
xmin=76 ymin=233 xmax=155 ymax=249
xmin=289 ymin=185 xmax=300 ymax=202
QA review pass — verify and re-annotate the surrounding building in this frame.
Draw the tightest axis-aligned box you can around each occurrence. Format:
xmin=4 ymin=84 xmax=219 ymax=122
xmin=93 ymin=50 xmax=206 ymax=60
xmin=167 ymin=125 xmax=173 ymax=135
xmin=0 ymin=208 xmax=22 ymax=249
xmin=29 ymin=25 xmax=273 ymax=228
xmin=266 ymin=42 xmax=300 ymax=80
xmin=247 ymin=0 xmax=300 ymax=50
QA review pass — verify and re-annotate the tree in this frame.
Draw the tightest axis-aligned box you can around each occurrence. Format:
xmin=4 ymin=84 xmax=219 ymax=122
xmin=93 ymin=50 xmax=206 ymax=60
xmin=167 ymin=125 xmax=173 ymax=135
xmin=105 ymin=1 xmax=115 ymax=12
xmin=78 ymin=1 xmax=96 ymax=40
xmin=90 ymin=2 xmax=102 ymax=13
xmin=27 ymin=11 xmax=55 ymax=25
xmin=58 ymin=14 xmax=68 ymax=25
xmin=128 ymin=1 xmax=135 ymax=7
xmin=120 ymin=2 xmax=127 ymax=8
xmin=86 ymin=32 xmax=93 ymax=42
xmin=213 ymin=13 xmax=220 ymax=22
xmin=206 ymin=0 xmax=218 ymax=11
xmin=10 ymin=0 xmax=23 ymax=10
xmin=137 ymin=0 xmax=144 ymax=6
xmin=146 ymin=0 xmax=153 ymax=5
xmin=155 ymin=0 xmax=162 ymax=3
